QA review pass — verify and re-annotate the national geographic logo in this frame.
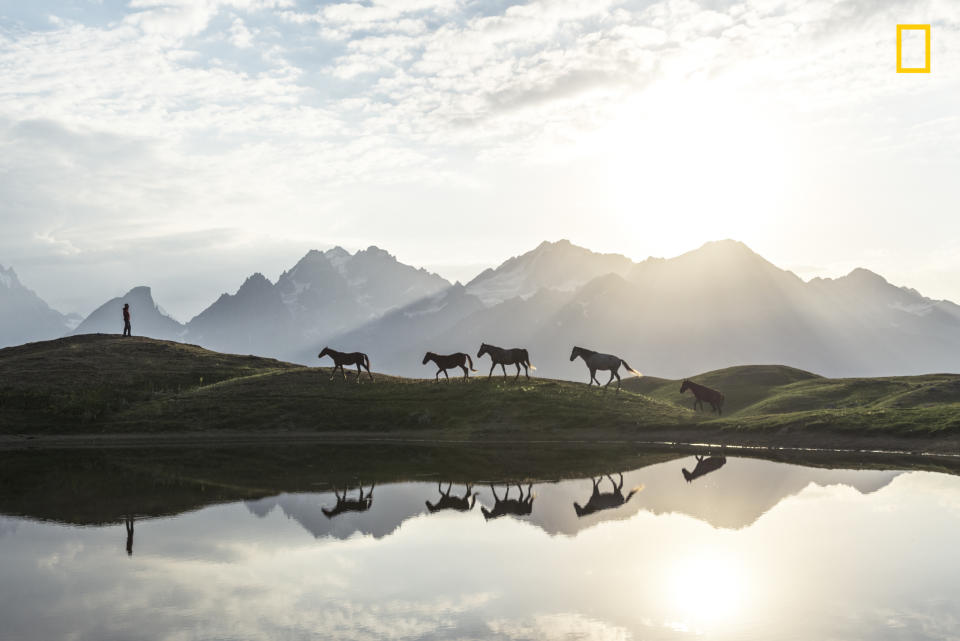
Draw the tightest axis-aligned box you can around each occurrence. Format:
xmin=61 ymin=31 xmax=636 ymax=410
xmin=897 ymin=24 xmax=931 ymax=73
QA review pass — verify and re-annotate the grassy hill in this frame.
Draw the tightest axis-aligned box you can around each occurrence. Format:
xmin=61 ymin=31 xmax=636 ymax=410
xmin=2 ymin=335 xmax=960 ymax=450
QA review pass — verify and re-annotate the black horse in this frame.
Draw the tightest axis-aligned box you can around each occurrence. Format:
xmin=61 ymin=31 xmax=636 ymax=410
xmin=570 ymin=346 xmax=641 ymax=391
xmin=422 ymin=352 xmax=476 ymax=381
xmin=477 ymin=343 xmax=535 ymax=379
xmin=425 ymin=483 xmax=477 ymax=513
xmin=680 ymin=380 xmax=724 ymax=414
xmin=319 ymin=347 xmax=373 ymax=381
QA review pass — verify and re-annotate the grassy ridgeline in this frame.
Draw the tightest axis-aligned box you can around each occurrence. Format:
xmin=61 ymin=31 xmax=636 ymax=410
xmin=2 ymin=335 xmax=960 ymax=446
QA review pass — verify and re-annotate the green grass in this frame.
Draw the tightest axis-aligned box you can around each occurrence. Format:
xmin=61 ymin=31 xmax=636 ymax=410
xmin=3 ymin=335 xmax=960 ymax=448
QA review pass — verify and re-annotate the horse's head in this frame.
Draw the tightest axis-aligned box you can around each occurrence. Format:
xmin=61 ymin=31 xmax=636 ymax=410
xmin=318 ymin=347 xmax=329 ymax=359
xmin=680 ymin=380 xmax=690 ymax=393
xmin=422 ymin=352 xmax=434 ymax=365
xmin=569 ymin=346 xmax=581 ymax=362
xmin=477 ymin=343 xmax=488 ymax=358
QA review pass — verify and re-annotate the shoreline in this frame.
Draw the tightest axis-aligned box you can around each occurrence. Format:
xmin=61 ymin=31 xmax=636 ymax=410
xmin=4 ymin=427 xmax=960 ymax=458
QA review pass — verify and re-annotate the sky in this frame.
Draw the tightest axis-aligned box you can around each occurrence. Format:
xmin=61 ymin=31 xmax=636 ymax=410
xmin=1 ymin=0 xmax=958 ymax=320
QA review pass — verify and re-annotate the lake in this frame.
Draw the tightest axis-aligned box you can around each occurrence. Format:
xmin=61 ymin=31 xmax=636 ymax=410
xmin=1 ymin=445 xmax=959 ymax=640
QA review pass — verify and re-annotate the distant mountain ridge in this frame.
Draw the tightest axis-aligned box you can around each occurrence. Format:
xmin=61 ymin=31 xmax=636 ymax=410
xmin=0 ymin=264 xmax=77 ymax=348
xmin=6 ymin=240 xmax=960 ymax=378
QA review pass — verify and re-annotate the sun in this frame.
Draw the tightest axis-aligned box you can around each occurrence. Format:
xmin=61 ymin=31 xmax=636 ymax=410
xmin=588 ymin=78 xmax=791 ymax=254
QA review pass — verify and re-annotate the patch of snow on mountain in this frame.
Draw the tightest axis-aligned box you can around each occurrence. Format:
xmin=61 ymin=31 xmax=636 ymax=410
xmin=891 ymin=301 xmax=934 ymax=316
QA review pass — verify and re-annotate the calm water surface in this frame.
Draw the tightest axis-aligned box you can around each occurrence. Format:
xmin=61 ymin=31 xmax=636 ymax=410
xmin=2 ymin=454 xmax=960 ymax=640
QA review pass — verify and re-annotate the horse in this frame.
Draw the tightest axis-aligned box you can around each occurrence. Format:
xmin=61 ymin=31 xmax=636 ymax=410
xmin=422 ymin=352 xmax=476 ymax=381
xmin=569 ymin=346 xmax=642 ymax=390
xmin=322 ymin=483 xmax=375 ymax=518
xmin=477 ymin=343 xmax=536 ymax=379
xmin=425 ymin=483 xmax=477 ymax=513
xmin=481 ymin=483 xmax=534 ymax=520
xmin=682 ymin=455 xmax=727 ymax=483
xmin=573 ymin=473 xmax=642 ymax=517
xmin=318 ymin=347 xmax=373 ymax=382
xmin=680 ymin=380 xmax=725 ymax=414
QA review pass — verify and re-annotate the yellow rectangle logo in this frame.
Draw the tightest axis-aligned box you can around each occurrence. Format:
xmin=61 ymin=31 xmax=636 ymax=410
xmin=897 ymin=24 xmax=931 ymax=73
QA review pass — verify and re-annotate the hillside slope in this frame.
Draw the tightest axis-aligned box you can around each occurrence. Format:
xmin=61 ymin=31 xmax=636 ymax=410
xmin=3 ymin=336 xmax=960 ymax=450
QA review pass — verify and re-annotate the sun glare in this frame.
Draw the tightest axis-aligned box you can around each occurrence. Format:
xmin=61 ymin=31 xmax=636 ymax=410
xmin=665 ymin=553 xmax=748 ymax=631
xmin=591 ymin=79 xmax=790 ymax=252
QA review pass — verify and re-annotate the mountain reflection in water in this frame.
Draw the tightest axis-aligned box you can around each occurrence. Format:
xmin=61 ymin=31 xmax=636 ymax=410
xmin=1 ymin=449 xmax=959 ymax=641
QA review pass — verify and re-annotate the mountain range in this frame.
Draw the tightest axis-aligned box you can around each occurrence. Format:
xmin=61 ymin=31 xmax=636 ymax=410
xmin=4 ymin=240 xmax=960 ymax=378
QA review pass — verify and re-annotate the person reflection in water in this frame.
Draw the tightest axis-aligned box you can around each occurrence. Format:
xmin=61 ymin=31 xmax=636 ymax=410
xmin=125 ymin=516 xmax=134 ymax=556
xmin=425 ymin=483 xmax=477 ymax=513
xmin=481 ymin=484 xmax=534 ymax=520
xmin=681 ymin=455 xmax=727 ymax=483
xmin=122 ymin=303 xmax=131 ymax=337
xmin=322 ymin=483 xmax=375 ymax=518
xmin=573 ymin=473 xmax=641 ymax=517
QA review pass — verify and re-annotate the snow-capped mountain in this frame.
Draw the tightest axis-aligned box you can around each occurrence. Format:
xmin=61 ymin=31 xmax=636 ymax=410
xmin=465 ymin=239 xmax=633 ymax=305
xmin=0 ymin=264 xmax=74 ymax=348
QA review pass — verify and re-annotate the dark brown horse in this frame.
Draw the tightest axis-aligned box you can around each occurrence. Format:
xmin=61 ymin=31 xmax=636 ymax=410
xmin=425 ymin=483 xmax=477 ymax=513
xmin=477 ymin=343 xmax=536 ymax=379
xmin=481 ymin=483 xmax=534 ymax=520
xmin=570 ymin=346 xmax=641 ymax=391
xmin=322 ymin=483 xmax=375 ymax=518
xmin=422 ymin=352 xmax=476 ymax=380
xmin=319 ymin=347 xmax=373 ymax=381
xmin=682 ymin=455 xmax=727 ymax=483
xmin=573 ymin=473 xmax=642 ymax=517
xmin=680 ymin=380 xmax=725 ymax=414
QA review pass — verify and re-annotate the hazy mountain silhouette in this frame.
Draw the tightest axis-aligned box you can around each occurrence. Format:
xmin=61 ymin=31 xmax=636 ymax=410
xmin=336 ymin=239 xmax=960 ymax=378
xmin=12 ymin=239 xmax=960 ymax=377
xmin=188 ymin=246 xmax=450 ymax=361
xmin=0 ymin=265 xmax=77 ymax=348
xmin=72 ymin=286 xmax=184 ymax=341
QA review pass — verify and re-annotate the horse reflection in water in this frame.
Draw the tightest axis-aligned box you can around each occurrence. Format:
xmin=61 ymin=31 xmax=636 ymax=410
xmin=481 ymin=484 xmax=534 ymax=520
xmin=322 ymin=483 xmax=375 ymax=518
xmin=682 ymin=455 xmax=727 ymax=483
xmin=573 ymin=473 xmax=641 ymax=517
xmin=425 ymin=483 xmax=477 ymax=513
xmin=124 ymin=516 xmax=135 ymax=556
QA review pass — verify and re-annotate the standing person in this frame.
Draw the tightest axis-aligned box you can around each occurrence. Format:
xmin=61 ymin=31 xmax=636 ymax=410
xmin=122 ymin=303 xmax=132 ymax=337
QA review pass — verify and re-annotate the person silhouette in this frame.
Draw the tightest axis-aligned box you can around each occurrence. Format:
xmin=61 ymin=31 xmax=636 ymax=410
xmin=122 ymin=303 xmax=131 ymax=337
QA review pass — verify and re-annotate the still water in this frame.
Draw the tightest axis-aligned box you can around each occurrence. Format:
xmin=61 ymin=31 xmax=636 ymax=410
xmin=2 ymin=451 xmax=959 ymax=640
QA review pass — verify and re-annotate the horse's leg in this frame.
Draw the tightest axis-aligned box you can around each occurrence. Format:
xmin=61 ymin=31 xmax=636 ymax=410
xmin=341 ymin=364 xmax=348 ymax=381
xmin=615 ymin=370 xmax=622 ymax=391
xmin=523 ymin=363 xmax=529 ymax=379
xmin=329 ymin=365 xmax=337 ymax=381
xmin=588 ymin=368 xmax=598 ymax=386
xmin=355 ymin=362 xmax=362 ymax=382
xmin=501 ymin=363 xmax=507 ymax=377
xmin=514 ymin=363 xmax=521 ymax=379
xmin=365 ymin=362 xmax=373 ymax=381
xmin=489 ymin=363 xmax=495 ymax=378
xmin=444 ymin=369 xmax=450 ymax=380
xmin=435 ymin=368 xmax=442 ymax=382
xmin=605 ymin=370 xmax=615 ymax=387
xmin=461 ymin=365 xmax=468 ymax=379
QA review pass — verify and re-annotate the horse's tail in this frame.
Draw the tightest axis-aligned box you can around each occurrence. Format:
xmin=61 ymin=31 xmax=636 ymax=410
xmin=620 ymin=359 xmax=642 ymax=377
xmin=466 ymin=354 xmax=477 ymax=371
xmin=522 ymin=349 xmax=537 ymax=371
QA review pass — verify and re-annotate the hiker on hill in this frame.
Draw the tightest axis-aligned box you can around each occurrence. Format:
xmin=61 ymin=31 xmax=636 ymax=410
xmin=122 ymin=303 xmax=132 ymax=337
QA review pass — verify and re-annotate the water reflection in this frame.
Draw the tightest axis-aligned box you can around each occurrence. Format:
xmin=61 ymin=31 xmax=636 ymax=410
xmin=481 ymin=483 xmax=535 ymax=521
xmin=322 ymin=483 xmax=375 ymax=518
xmin=1 ymin=449 xmax=960 ymax=640
xmin=681 ymin=454 xmax=727 ymax=483
xmin=425 ymin=483 xmax=477 ymax=513
xmin=573 ymin=473 xmax=641 ymax=517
